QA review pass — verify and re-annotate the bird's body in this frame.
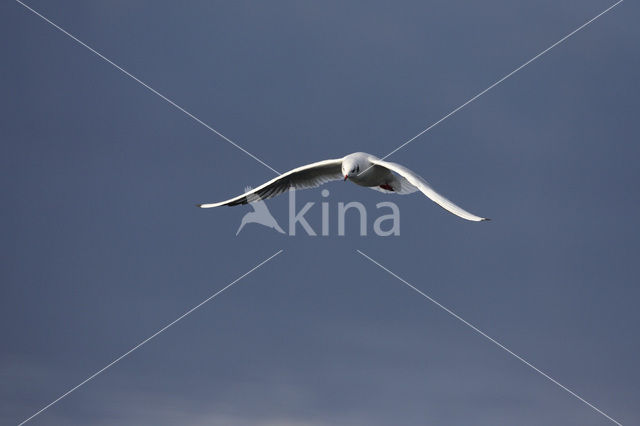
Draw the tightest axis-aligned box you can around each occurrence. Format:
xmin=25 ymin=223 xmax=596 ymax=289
xmin=347 ymin=160 xmax=395 ymax=188
xmin=198 ymin=152 xmax=488 ymax=222
xmin=342 ymin=153 xmax=414 ymax=192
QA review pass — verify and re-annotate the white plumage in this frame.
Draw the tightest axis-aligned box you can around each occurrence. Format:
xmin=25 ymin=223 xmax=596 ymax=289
xmin=198 ymin=152 xmax=489 ymax=222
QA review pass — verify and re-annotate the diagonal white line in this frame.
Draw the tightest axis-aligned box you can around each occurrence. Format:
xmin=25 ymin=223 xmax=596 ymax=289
xmin=356 ymin=250 xmax=623 ymax=426
xmin=17 ymin=249 xmax=284 ymax=426
xmin=15 ymin=0 xmax=281 ymax=175
xmin=359 ymin=0 xmax=623 ymax=176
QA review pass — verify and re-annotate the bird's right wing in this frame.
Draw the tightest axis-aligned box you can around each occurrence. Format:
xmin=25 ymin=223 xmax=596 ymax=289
xmin=371 ymin=157 xmax=489 ymax=222
xmin=198 ymin=158 xmax=343 ymax=207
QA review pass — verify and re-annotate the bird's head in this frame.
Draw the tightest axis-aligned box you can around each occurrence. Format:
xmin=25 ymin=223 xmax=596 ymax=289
xmin=341 ymin=159 xmax=360 ymax=181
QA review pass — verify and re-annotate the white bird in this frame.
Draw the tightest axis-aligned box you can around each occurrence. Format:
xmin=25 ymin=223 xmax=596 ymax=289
xmin=198 ymin=152 xmax=489 ymax=222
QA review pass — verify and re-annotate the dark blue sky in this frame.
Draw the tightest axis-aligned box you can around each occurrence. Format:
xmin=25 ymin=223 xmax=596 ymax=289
xmin=2 ymin=1 xmax=639 ymax=425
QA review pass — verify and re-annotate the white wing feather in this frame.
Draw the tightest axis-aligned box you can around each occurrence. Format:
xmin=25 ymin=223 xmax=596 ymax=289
xmin=198 ymin=159 xmax=343 ymax=208
xmin=371 ymin=157 xmax=489 ymax=222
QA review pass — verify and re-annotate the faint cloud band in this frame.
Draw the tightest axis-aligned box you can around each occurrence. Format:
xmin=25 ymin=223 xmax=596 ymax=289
xmin=357 ymin=249 xmax=623 ymax=426
xmin=17 ymin=249 xmax=284 ymax=426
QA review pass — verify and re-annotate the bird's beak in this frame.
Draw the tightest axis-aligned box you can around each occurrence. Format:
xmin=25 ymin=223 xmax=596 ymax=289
xmin=344 ymin=175 xmax=348 ymax=181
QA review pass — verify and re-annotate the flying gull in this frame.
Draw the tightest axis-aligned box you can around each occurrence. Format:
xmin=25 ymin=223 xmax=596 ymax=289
xmin=197 ymin=152 xmax=489 ymax=222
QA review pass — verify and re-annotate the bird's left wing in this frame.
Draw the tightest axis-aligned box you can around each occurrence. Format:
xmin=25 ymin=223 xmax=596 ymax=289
xmin=370 ymin=157 xmax=489 ymax=222
xmin=198 ymin=158 xmax=343 ymax=207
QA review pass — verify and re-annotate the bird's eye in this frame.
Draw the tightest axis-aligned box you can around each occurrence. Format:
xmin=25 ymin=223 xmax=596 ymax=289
xmin=356 ymin=166 xmax=360 ymax=173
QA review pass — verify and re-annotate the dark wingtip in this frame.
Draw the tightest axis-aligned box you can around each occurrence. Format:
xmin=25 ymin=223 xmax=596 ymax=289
xmin=482 ymin=217 xmax=491 ymax=222
xmin=195 ymin=204 xmax=203 ymax=208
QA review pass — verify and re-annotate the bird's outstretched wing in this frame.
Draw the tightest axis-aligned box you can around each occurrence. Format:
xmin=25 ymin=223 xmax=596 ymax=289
xmin=197 ymin=159 xmax=343 ymax=208
xmin=370 ymin=157 xmax=489 ymax=222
